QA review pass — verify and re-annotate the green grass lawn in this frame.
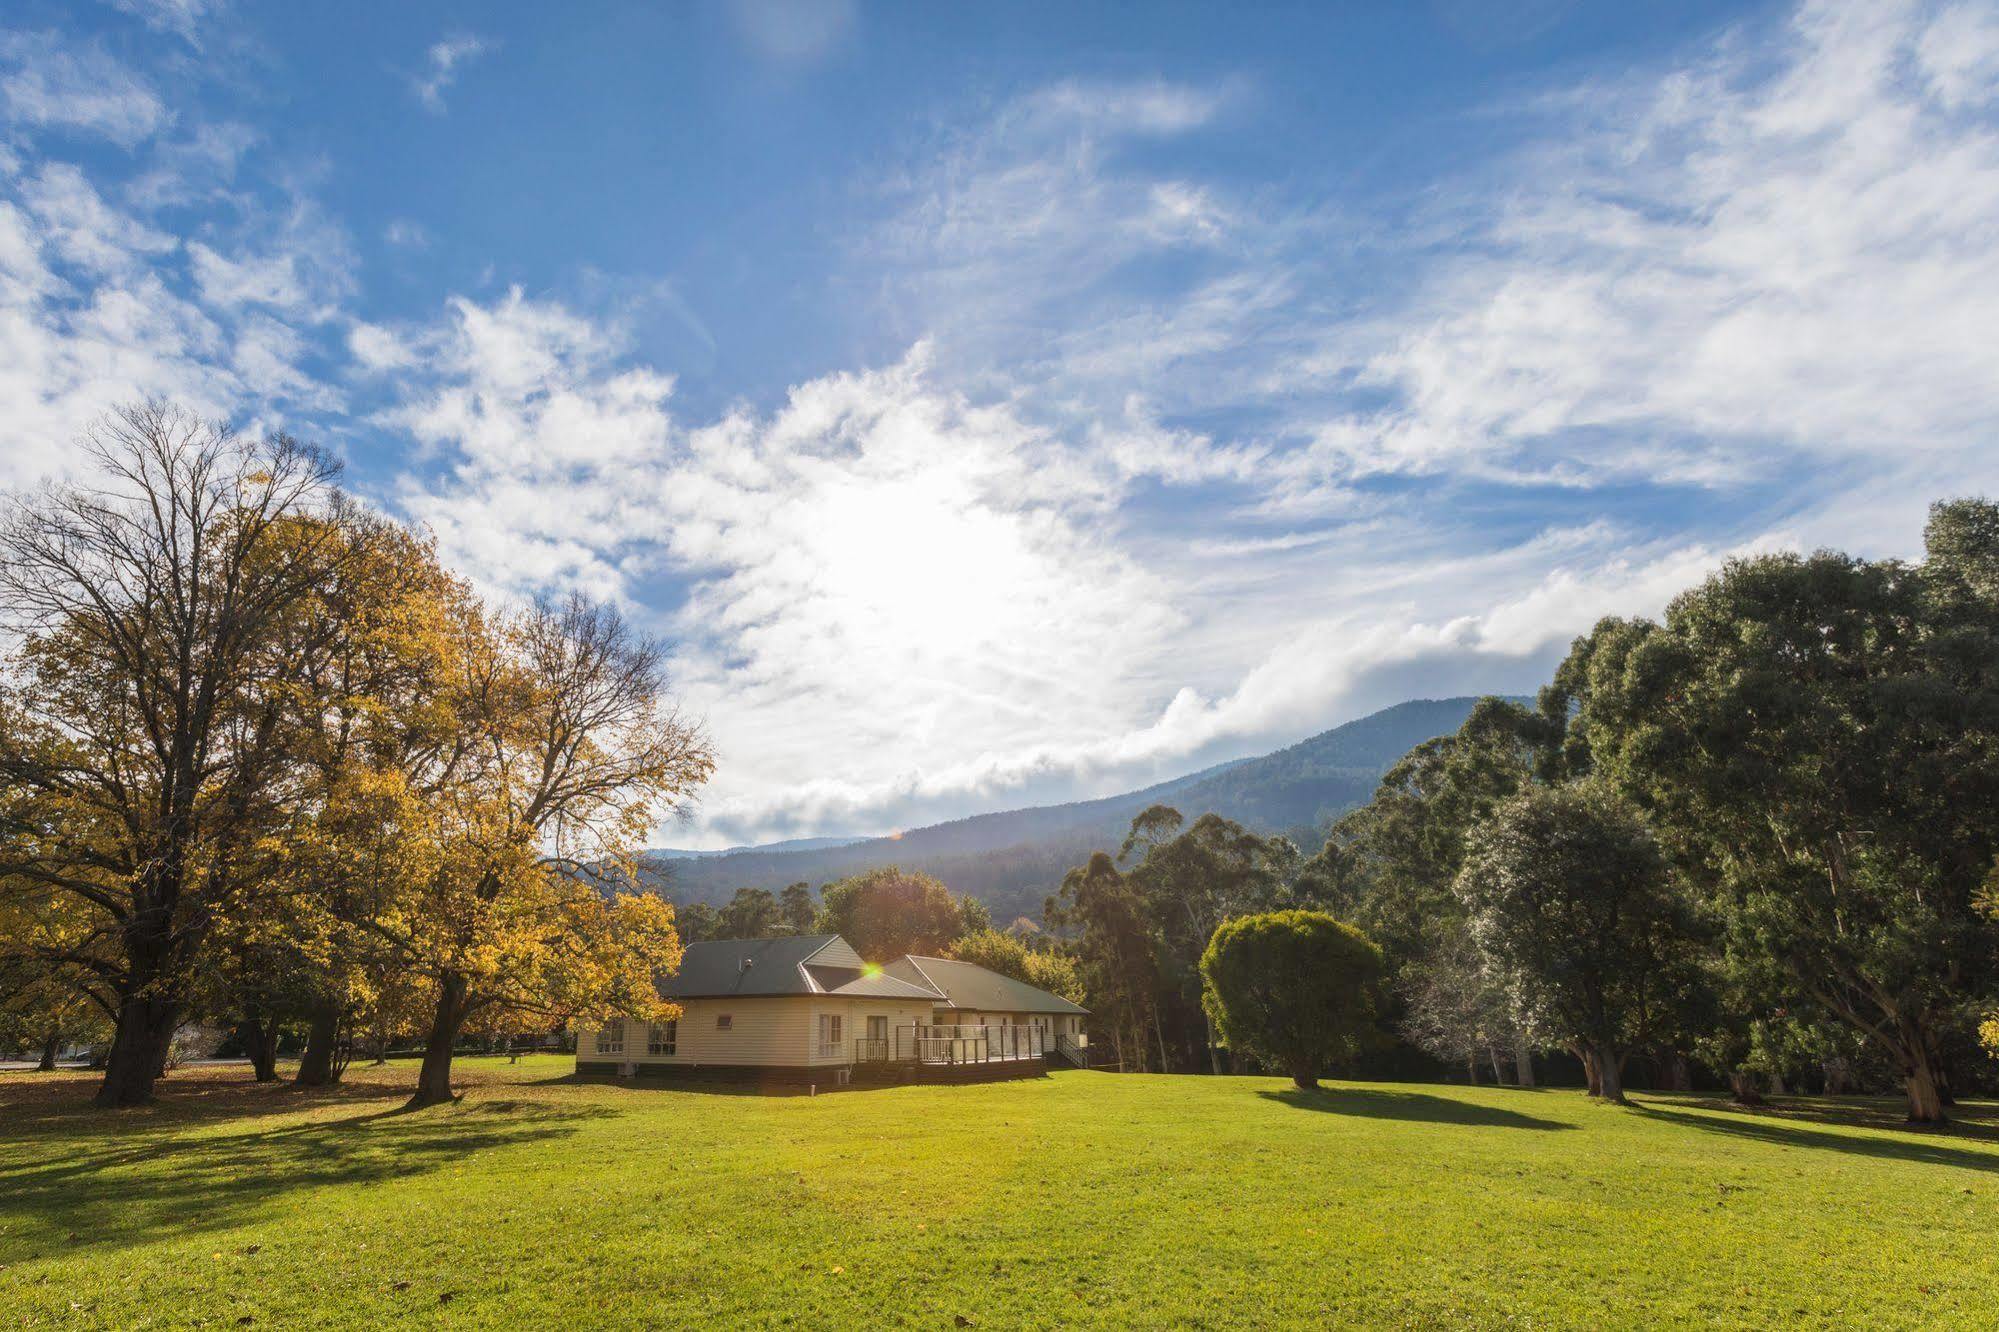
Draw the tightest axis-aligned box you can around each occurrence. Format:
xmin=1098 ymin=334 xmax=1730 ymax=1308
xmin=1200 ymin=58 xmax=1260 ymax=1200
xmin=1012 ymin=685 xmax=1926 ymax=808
xmin=2 ymin=1058 xmax=1995 ymax=1329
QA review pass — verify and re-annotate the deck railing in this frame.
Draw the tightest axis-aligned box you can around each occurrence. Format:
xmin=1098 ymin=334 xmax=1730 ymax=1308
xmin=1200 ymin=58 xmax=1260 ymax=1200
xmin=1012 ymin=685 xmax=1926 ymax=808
xmin=851 ymin=1023 xmax=1046 ymax=1065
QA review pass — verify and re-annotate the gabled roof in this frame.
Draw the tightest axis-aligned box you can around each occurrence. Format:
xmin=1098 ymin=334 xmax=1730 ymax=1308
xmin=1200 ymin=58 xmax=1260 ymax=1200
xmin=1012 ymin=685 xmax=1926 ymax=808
xmin=882 ymin=955 xmax=1088 ymax=1015
xmin=659 ymin=935 xmax=943 ymax=1001
xmin=810 ymin=967 xmax=944 ymax=1000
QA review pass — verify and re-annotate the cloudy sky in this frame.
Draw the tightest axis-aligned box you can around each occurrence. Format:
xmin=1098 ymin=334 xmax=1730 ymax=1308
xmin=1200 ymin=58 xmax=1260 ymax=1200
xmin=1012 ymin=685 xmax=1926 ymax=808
xmin=4 ymin=0 xmax=1997 ymax=847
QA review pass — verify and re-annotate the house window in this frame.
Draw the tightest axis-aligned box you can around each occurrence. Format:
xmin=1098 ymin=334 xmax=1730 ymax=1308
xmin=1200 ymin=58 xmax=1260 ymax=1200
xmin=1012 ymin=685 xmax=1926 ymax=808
xmin=818 ymin=1014 xmax=843 ymax=1053
xmin=716 ymin=1014 xmax=733 ymax=1030
xmin=595 ymin=1020 xmax=623 ymax=1055
xmin=648 ymin=1020 xmax=677 ymax=1056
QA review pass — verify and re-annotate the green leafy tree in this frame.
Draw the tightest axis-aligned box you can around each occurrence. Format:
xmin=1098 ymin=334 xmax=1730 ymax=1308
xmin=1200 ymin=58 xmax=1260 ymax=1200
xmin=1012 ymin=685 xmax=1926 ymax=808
xmin=1561 ymin=500 xmax=1999 ymax=1123
xmin=1122 ymin=807 xmax=1299 ymax=1072
xmin=946 ymin=928 xmax=1032 ymax=979
xmin=675 ymin=900 xmax=721 ymax=944
xmin=942 ymin=928 xmax=1084 ymax=1001
xmin=1047 ymin=853 xmax=1163 ymax=1070
xmin=779 ymin=882 xmax=817 ymax=933
xmin=717 ymin=887 xmax=785 ymax=939
xmin=1291 ymin=698 xmax=1559 ymax=1083
xmin=814 ymin=866 xmax=980 ymax=961
xmin=1199 ymin=910 xmax=1385 ymax=1090
xmin=1454 ymin=785 xmax=1691 ymax=1105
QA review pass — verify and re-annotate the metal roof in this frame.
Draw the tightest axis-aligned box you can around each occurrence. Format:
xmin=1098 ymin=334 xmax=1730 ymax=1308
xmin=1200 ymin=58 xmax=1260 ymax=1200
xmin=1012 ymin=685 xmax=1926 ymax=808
xmin=883 ymin=955 xmax=1089 ymax=1015
xmin=809 ymin=967 xmax=945 ymax=1000
xmin=658 ymin=935 xmax=943 ymax=1001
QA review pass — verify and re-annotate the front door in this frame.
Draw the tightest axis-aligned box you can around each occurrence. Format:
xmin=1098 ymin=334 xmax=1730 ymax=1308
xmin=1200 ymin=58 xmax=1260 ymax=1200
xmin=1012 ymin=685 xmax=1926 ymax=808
xmin=866 ymin=1014 xmax=887 ymax=1059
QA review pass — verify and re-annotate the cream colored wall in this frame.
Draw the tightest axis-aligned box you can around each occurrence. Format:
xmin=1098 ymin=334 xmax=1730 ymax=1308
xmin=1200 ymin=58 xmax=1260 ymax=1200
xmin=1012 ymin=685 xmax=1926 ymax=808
xmin=579 ymin=995 xmax=937 ymax=1069
xmin=579 ymin=997 xmax=812 ymax=1068
xmin=803 ymin=998 xmax=933 ymax=1066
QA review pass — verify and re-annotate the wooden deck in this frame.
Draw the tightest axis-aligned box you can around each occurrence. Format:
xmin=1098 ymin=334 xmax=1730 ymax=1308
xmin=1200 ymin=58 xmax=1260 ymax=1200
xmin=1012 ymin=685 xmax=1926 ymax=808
xmin=846 ymin=1023 xmax=1053 ymax=1084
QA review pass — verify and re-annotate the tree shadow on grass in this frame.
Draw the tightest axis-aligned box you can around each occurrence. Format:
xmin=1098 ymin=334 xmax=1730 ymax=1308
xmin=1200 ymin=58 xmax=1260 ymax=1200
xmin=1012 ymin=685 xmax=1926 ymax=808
xmin=1631 ymin=1097 xmax=1999 ymax=1175
xmin=1259 ymin=1085 xmax=1576 ymax=1131
xmin=0 ymin=1088 xmax=610 ymax=1259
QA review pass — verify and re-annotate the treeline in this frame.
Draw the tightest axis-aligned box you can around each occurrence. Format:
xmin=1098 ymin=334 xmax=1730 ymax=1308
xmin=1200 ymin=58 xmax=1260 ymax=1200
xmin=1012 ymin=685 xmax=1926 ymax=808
xmin=0 ymin=404 xmax=712 ymax=1108
xmin=1054 ymin=500 xmax=1999 ymax=1124
xmin=672 ymin=871 xmax=1081 ymax=1000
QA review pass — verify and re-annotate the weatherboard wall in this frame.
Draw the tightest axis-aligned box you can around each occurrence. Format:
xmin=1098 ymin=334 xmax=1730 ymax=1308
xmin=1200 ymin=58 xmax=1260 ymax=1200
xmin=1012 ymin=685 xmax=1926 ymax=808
xmin=579 ymin=994 xmax=935 ymax=1070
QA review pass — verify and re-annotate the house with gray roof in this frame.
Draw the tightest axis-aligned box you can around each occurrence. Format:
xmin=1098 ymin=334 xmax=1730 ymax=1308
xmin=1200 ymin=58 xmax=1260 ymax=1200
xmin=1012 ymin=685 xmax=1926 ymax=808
xmin=576 ymin=934 xmax=1089 ymax=1086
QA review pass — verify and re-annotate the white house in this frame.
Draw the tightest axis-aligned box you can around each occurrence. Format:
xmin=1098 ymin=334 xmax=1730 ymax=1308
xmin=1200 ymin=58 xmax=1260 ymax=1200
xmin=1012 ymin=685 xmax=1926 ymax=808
xmin=575 ymin=934 xmax=1088 ymax=1086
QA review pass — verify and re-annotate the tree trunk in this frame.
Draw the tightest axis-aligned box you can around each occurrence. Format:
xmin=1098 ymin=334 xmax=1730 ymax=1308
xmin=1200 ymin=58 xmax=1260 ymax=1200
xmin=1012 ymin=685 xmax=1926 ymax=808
xmin=1821 ymin=1058 xmax=1849 ymax=1096
xmin=1662 ymin=1050 xmax=1693 ymax=1093
xmin=94 ymin=989 xmax=179 ymax=1108
xmin=36 ymin=1031 xmax=61 ymax=1072
xmin=407 ymin=973 xmax=470 ymax=1109
xmin=1727 ymin=1070 xmax=1765 ymax=1106
xmin=295 ymin=1003 xmax=342 ymax=1087
xmin=1291 ymin=1057 xmax=1318 ymax=1091
xmin=1204 ymin=1009 xmax=1221 ymax=1075
xmin=1152 ymin=1010 xmax=1170 ymax=1076
xmin=1513 ymin=1035 xmax=1535 ymax=1089
xmin=1488 ymin=1047 xmax=1504 ymax=1085
xmin=370 ymin=1032 xmax=390 ymax=1066
xmin=243 ymin=1013 xmax=281 ymax=1083
xmin=1594 ymin=1043 xmax=1627 ymax=1104
xmin=1768 ymin=1071 xmax=1788 ymax=1097
xmin=1577 ymin=1044 xmax=1602 ymax=1098
xmin=1465 ymin=1053 xmax=1478 ymax=1086
xmin=1903 ymin=1054 xmax=1948 ymax=1126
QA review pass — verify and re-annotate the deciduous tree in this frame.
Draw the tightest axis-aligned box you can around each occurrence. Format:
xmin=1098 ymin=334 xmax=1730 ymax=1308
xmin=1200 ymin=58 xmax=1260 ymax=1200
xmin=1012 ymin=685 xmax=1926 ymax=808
xmin=384 ymin=596 xmax=712 ymax=1108
xmin=0 ymin=404 xmax=346 ymax=1107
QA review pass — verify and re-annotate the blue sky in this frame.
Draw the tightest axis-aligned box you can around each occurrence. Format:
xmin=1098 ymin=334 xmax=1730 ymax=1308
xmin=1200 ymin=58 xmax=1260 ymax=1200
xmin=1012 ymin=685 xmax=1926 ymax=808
xmin=4 ymin=0 xmax=1998 ymax=847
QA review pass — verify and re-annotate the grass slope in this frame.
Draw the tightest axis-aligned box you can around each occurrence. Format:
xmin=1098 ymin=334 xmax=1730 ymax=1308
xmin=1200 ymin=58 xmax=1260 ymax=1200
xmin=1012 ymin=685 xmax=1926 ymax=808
xmin=3 ymin=1059 xmax=1995 ymax=1329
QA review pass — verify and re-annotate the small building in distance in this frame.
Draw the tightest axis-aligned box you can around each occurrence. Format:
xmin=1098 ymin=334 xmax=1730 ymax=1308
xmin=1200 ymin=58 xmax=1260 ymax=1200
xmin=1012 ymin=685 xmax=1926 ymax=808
xmin=575 ymin=934 xmax=1089 ymax=1087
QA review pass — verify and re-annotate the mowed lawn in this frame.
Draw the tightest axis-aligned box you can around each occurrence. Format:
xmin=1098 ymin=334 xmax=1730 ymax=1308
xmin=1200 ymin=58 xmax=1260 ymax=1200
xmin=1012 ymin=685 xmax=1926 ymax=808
xmin=3 ymin=1059 xmax=1996 ymax=1329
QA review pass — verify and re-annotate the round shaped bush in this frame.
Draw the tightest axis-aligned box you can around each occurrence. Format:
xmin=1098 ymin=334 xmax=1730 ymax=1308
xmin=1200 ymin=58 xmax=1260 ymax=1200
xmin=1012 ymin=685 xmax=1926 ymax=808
xmin=1199 ymin=910 xmax=1384 ymax=1089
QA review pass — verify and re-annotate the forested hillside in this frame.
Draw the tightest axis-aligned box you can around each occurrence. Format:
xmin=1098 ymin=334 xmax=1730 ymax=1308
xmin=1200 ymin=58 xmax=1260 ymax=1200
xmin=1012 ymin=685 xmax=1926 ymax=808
xmin=647 ymin=697 xmax=1493 ymax=922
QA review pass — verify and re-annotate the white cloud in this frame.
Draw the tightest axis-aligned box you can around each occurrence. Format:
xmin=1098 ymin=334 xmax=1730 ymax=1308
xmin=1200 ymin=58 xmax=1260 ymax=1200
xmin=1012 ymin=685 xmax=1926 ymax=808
xmin=126 ymin=122 xmax=259 ymax=208
xmin=0 ymin=45 xmax=342 ymax=489
xmin=1308 ymin=0 xmax=1999 ymax=495
xmin=384 ymin=218 xmax=429 ymax=248
xmin=347 ymin=320 xmax=413 ymax=372
xmin=412 ymin=35 xmax=491 ymax=114
xmin=0 ymin=33 xmax=169 ymax=147
xmin=20 ymin=164 xmax=177 ymax=277
xmin=1917 ymin=4 xmax=1999 ymax=107
xmin=109 ymin=0 xmax=226 ymax=47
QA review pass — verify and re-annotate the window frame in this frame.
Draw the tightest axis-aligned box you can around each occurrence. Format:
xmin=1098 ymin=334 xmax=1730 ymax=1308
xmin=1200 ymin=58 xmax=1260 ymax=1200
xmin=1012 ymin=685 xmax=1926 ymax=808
xmin=647 ymin=1019 xmax=677 ymax=1056
xmin=595 ymin=1020 xmax=624 ymax=1055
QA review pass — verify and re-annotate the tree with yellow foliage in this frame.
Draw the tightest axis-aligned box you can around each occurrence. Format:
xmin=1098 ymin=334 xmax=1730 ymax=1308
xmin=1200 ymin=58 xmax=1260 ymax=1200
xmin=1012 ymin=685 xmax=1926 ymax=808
xmin=370 ymin=596 xmax=712 ymax=1108
xmin=0 ymin=403 xmax=348 ymax=1107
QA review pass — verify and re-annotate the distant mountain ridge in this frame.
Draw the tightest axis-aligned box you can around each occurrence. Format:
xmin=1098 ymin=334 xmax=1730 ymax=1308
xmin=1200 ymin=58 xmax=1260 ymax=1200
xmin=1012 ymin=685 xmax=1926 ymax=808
xmin=650 ymin=835 xmax=869 ymax=860
xmin=644 ymin=697 xmax=1495 ymax=924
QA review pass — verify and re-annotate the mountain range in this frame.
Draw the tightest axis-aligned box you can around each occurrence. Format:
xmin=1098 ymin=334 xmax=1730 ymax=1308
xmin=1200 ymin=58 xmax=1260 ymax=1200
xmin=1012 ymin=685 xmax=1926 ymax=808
xmin=644 ymin=696 xmax=1491 ymax=924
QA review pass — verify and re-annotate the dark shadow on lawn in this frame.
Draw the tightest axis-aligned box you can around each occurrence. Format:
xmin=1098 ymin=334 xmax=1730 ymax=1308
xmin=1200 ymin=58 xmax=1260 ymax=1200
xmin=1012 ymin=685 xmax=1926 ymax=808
xmin=0 ymin=1091 xmax=610 ymax=1259
xmin=1633 ymin=1097 xmax=1999 ymax=1174
xmin=1260 ymin=1085 xmax=1575 ymax=1131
